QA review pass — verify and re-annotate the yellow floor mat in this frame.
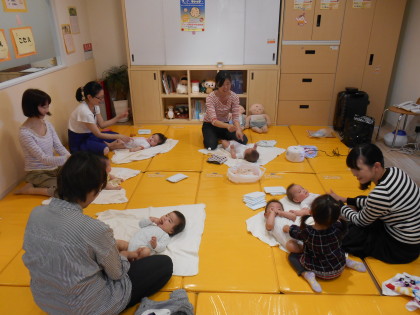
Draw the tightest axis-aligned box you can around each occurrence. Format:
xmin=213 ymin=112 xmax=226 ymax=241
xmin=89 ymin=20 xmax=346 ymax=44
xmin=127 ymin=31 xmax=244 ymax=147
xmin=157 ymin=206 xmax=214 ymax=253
xmin=130 ymin=125 xmax=170 ymax=137
xmin=121 ymin=291 xmax=196 ymax=315
xmin=264 ymin=155 xmax=314 ymax=173
xmin=195 ymin=292 xmax=414 ymax=314
xmin=249 ymin=126 xmax=297 ymax=146
xmin=273 ymin=249 xmax=379 ymax=295
xmin=365 ymin=256 xmax=420 ymax=287
xmin=316 ymin=172 xmax=374 ymax=198
xmin=0 ymin=250 xmax=28 ymax=286
xmin=0 ymin=286 xmax=47 ymax=314
xmin=126 ymin=171 xmax=200 ymax=209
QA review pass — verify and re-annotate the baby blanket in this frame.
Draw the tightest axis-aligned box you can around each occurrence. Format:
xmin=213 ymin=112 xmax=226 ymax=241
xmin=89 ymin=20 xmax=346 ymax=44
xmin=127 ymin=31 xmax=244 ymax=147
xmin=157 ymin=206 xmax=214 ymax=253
xmin=382 ymin=273 xmax=420 ymax=311
xmin=96 ymin=204 xmax=206 ymax=276
xmin=246 ymin=196 xmax=314 ymax=252
xmin=199 ymin=144 xmax=285 ymax=167
xmin=112 ymin=139 xmax=179 ymax=164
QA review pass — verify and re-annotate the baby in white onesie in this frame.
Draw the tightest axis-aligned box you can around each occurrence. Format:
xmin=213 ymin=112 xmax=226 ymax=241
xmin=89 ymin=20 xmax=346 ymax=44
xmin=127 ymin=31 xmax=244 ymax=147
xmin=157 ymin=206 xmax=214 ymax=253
xmin=221 ymin=140 xmax=259 ymax=163
xmin=117 ymin=211 xmax=186 ymax=260
xmin=286 ymin=183 xmax=320 ymax=214
xmin=111 ymin=133 xmax=167 ymax=152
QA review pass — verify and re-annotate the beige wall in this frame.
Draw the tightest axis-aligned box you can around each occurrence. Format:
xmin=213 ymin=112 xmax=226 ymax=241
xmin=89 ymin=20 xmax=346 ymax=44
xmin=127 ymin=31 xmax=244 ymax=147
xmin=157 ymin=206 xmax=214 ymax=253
xmin=86 ymin=0 xmax=127 ymax=79
xmin=386 ymin=0 xmax=420 ymax=137
xmin=0 ymin=0 xmax=97 ymax=198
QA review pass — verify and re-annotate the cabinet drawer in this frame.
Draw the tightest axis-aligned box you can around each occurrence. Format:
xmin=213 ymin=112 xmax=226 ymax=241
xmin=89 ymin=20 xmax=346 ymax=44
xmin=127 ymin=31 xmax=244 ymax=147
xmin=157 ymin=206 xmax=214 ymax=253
xmin=281 ymin=45 xmax=339 ymax=73
xmin=279 ymin=74 xmax=334 ymax=100
xmin=277 ymin=101 xmax=331 ymax=125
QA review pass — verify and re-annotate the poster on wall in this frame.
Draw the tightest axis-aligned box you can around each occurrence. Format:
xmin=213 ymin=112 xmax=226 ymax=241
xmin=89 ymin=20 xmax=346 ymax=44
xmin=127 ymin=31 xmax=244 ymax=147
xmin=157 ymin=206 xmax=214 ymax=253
xmin=10 ymin=26 xmax=37 ymax=58
xmin=294 ymin=0 xmax=313 ymax=10
xmin=68 ymin=7 xmax=80 ymax=34
xmin=353 ymin=0 xmax=371 ymax=9
xmin=0 ymin=29 xmax=11 ymax=61
xmin=61 ymin=24 xmax=75 ymax=54
xmin=180 ymin=0 xmax=205 ymax=32
xmin=320 ymin=0 xmax=340 ymax=10
xmin=2 ymin=0 xmax=27 ymax=12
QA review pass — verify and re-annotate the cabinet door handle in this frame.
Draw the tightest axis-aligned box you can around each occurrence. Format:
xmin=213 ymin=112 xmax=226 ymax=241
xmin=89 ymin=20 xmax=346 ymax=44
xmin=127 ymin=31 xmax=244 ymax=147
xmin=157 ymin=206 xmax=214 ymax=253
xmin=302 ymin=78 xmax=312 ymax=83
xmin=300 ymin=105 xmax=309 ymax=109
xmin=316 ymin=15 xmax=321 ymax=27
xmin=369 ymin=54 xmax=374 ymax=65
xmin=272 ymin=53 xmax=276 ymax=61
xmin=251 ymin=72 xmax=254 ymax=80
xmin=305 ymin=50 xmax=315 ymax=54
xmin=131 ymin=54 xmax=134 ymax=62
xmin=153 ymin=73 xmax=156 ymax=80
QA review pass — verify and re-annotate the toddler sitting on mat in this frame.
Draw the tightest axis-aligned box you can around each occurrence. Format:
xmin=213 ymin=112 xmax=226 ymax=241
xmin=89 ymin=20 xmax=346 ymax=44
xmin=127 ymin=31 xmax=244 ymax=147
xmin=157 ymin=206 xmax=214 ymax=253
xmin=109 ymin=133 xmax=167 ymax=152
xmin=117 ymin=211 xmax=186 ymax=260
xmin=221 ymin=140 xmax=259 ymax=163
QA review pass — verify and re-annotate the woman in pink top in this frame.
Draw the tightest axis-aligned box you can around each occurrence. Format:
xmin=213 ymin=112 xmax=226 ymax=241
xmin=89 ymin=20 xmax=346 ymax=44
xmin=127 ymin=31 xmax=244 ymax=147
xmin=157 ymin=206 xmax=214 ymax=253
xmin=202 ymin=71 xmax=248 ymax=150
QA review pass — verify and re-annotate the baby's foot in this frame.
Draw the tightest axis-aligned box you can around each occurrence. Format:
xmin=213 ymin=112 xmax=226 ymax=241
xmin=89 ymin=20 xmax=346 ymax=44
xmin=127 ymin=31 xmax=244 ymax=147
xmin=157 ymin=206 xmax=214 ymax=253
xmin=303 ymin=272 xmax=322 ymax=293
xmin=346 ymin=258 xmax=366 ymax=272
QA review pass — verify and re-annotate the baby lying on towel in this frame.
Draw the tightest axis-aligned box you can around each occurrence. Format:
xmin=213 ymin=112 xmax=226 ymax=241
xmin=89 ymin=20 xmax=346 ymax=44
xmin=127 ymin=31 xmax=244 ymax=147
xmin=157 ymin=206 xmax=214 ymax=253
xmin=221 ymin=140 xmax=259 ymax=163
xmin=117 ymin=211 xmax=186 ymax=260
xmin=110 ymin=133 xmax=167 ymax=152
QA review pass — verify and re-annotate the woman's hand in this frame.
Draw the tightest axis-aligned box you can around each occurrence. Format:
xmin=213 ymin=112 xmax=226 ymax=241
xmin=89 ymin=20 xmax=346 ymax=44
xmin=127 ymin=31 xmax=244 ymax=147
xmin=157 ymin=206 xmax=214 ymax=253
xmin=329 ymin=190 xmax=347 ymax=203
xmin=235 ymin=128 xmax=244 ymax=141
xmin=227 ymin=124 xmax=236 ymax=133
xmin=117 ymin=110 xmax=129 ymax=120
xmin=118 ymin=134 xmax=131 ymax=143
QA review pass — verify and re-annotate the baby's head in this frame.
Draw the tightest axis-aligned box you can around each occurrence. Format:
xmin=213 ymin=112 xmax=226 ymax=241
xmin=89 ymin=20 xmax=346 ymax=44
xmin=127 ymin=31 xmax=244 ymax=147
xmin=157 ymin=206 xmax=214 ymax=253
xmin=286 ymin=183 xmax=309 ymax=203
xmin=264 ymin=199 xmax=284 ymax=218
xmin=158 ymin=210 xmax=186 ymax=236
xmin=147 ymin=133 xmax=167 ymax=147
xmin=244 ymin=147 xmax=259 ymax=163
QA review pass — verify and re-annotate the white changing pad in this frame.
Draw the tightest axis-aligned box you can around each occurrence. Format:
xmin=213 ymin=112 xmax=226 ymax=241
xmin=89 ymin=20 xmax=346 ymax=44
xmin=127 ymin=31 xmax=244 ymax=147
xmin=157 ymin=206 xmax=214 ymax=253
xmin=246 ymin=196 xmax=315 ymax=252
xmin=96 ymin=204 xmax=206 ymax=276
xmin=199 ymin=143 xmax=285 ymax=167
xmin=112 ymin=139 xmax=179 ymax=164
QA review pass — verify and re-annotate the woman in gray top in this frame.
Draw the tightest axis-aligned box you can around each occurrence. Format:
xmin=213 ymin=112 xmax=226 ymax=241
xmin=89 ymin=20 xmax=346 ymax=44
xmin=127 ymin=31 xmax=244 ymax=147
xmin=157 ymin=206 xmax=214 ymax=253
xmin=23 ymin=152 xmax=173 ymax=314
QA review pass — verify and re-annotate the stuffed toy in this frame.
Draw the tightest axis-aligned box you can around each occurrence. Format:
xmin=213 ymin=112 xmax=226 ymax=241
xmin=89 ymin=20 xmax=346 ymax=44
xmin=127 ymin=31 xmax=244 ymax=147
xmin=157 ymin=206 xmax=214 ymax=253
xmin=176 ymin=75 xmax=188 ymax=94
xmin=202 ymin=80 xmax=215 ymax=94
xmin=245 ymin=103 xmax=270 ymax=133
xmin=228 ymin=105 xmax=246 ymax=130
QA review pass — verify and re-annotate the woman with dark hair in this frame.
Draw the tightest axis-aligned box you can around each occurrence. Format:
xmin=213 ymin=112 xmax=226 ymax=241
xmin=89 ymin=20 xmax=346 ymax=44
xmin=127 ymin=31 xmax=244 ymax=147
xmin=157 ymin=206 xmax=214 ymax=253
xmin=330 ymin=143 xmax=420 ymax=264
xmin=202 ymin=70 xmax=248 ymax=150
xmin=68 ymin=81 xmax=130 ymax=155
xmin=23 ymin=152 xmax=173 ymax=314
xmin=16 ymin=89 xmax=70 ymax=196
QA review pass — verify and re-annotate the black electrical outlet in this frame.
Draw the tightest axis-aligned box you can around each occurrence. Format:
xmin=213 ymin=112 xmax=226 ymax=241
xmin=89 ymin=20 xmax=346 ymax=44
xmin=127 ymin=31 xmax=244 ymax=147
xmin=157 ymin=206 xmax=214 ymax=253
xmin=416 ymin=126 xmax=420 ymax=133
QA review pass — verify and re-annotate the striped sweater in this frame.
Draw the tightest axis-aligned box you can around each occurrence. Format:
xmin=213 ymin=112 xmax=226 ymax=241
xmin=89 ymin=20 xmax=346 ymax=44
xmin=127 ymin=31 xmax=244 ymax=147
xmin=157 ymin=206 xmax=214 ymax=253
xmin=203 ymin=91 xmax=241 ymax=124
xmin=341 ymin=167 xmax=420 ymax=245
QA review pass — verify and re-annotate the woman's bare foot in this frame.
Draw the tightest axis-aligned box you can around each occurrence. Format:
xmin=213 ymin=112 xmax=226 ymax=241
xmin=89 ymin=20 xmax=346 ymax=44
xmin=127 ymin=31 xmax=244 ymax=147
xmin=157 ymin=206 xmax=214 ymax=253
xmin=14 ymin=183 xmax=50 ymax=196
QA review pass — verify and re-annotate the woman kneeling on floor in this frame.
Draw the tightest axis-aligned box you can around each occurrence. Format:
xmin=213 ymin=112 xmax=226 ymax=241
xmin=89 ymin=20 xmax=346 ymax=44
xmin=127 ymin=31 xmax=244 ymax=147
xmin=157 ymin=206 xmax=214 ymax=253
xmin=330 ymin=143 xmax=420 ymax=264
xmin=23 ymin=152 xmax=173 ymax=314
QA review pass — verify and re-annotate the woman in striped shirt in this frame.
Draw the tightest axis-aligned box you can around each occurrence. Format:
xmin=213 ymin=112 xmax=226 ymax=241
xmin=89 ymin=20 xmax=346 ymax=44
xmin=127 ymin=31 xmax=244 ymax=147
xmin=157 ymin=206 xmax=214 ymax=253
xmin=330 ymin=143 xmax=420 ymax=264
xmin=202 ymin=71 xmax=248 ymax=150
xmin=16 ymin=89 xmax=70 ymax=197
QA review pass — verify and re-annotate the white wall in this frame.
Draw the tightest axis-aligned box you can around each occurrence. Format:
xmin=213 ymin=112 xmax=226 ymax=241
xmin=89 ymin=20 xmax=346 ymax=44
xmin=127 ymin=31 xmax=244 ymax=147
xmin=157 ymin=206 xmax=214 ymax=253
xmin=386 ymin=0 xmax=420 ymax=138
xmin=86 ymin=0 xmax=127 ymax=79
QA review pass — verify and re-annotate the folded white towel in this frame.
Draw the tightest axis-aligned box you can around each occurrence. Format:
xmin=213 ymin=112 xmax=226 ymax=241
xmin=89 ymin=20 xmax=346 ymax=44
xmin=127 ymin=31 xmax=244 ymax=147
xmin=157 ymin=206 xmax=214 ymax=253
xmin=96 ymin=204 xmax=206 ymax=276
xmin=112 ymin=139 xmax=179 ymax=164
xmin=199 ymin=144 xmax=285 ymax=167
xmin=110 ymin=167 xmax=141 ymax=180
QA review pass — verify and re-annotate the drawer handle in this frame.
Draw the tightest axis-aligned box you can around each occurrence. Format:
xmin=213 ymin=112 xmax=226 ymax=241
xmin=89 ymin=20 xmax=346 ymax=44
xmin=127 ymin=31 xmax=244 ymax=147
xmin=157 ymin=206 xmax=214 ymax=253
xmin=369 ymin=54 xmax=374 ymax=65
xmin=302 ymin=78 xmax=312 ymax=83
xmin=131 ymin=54 xmax=134 ymax=62
xmin=300 ymin=105 xmax=309 ymax=109
xmin=316 ymin=15 xmax=321 ymax=27
xmin=305 ymin=50 xmax=315 ymax=54
xmin=153 ymin=73 xmax=156 ymax=80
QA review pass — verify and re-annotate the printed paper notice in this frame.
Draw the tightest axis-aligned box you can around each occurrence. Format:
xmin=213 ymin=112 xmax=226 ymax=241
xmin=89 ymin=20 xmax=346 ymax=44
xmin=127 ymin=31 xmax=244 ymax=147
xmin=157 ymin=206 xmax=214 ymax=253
xmin=10 ymin=26 xmax=37 ymax=58
xmin=2 ymin=0 xmax=27 ymax=12
xmin=61 ymin=24 xmax=75 ymax=54
xmin=320 ymin=0 xmax=340 ymax=10
xmin=68 ymin=7 xmax=80 ymax=34
xmin=0 ymin=29 xmax=11 ymax=61
xmin=353 ymin=0 xmax=371 ymax=9
xmin=180 ymin=0 xmax=205 ymax=32
xmin=294 ymin=0 xmax=313 ymax=10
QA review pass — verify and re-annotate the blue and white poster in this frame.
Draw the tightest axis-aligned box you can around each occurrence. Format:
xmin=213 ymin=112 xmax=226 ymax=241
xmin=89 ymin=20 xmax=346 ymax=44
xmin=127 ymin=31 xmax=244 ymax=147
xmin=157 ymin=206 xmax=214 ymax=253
xmin=180 ymin=0 xmax=205 ymax=32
